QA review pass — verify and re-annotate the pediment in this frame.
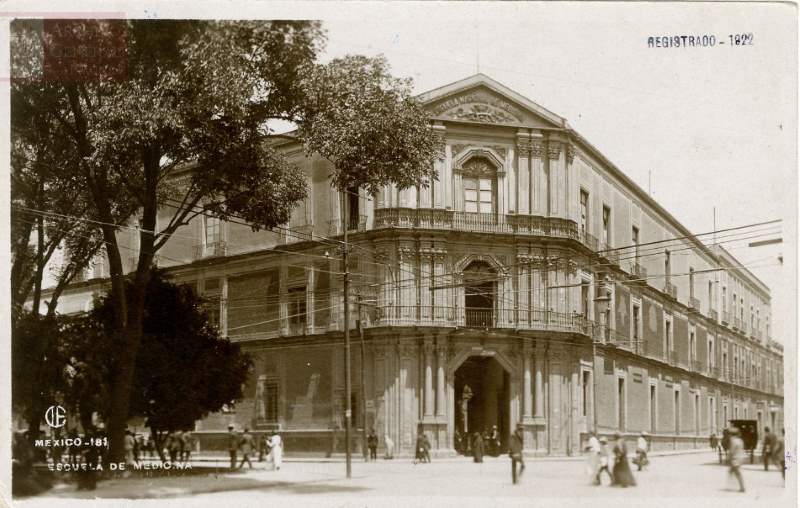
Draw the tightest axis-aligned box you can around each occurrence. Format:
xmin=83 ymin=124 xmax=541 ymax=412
xmin=419 ymin=75 xmax=567 ymax=129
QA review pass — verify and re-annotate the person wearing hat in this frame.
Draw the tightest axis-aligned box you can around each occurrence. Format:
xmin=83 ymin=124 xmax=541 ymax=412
xmin=227 ymin=425 xmax=239 ymax=470
xmin=595 ymin=436 xmax=613 ymax=485
xmin=634 ymin=431 xmax=649 ymax=471
xmin=611 ymin=432 xmax=636 ymax=487
xmin=509 ymin=424 xmax=525 ymax=484
xmin=727 ymin=427 xmax=746 ymax=492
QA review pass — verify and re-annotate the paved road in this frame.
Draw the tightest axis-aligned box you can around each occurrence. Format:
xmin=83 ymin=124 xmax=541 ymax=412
xmin=14 ymin=451 xmax=794 ymax=508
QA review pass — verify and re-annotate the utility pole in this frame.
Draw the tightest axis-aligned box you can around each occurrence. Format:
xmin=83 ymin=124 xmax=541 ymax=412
xmin=341 ymin=192 xmax=353 ymax=479
xmin=357 ymin=295 xmax=368 ymax=460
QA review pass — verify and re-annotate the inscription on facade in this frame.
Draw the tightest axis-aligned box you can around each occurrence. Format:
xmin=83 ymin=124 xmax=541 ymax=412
xmin=431 ymin=91 xmax=524 ymax=123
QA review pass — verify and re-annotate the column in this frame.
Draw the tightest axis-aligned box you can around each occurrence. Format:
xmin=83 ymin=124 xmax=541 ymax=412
xmin=535 ymin=349 xmax=545 ymax=417
xmin=516 ymin=131 xmax=531 ymax=214
xmin=436 ymin=343 xmax=446 ymax=417
xmin=424 ymin=341 xmax=434 ymax=418
xmin=523 ymin=345 xmax=533 ymax=418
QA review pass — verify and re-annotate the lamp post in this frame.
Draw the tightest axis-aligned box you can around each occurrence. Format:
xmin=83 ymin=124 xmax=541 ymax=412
xmin=593 ymin=291 xmax=611 ymax=434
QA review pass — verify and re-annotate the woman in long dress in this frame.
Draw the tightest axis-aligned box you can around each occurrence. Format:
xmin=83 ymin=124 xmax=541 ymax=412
xmin=268 ymin=431 xmax=283 ymax=471
xmin=611 ymin=432 xmax=636 ymax=487
xmin=472 ymin=432 xmax=484 ymax=463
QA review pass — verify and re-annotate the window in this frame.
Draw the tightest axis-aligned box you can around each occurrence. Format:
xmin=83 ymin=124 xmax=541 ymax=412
xmin=582 ymin=370 xmax=591 ymax=417
xmin=288 ymin=286 xmax=307 ymax=326
xmin=257 ymin=376 xmax=279 ymax=423
xmin=581 ymin=282 xmax=590 ymax=317
xmin=694 ymin=393 xmax=700 ymax=435
xmin=632 ymin=226 xmax=640 ymax=262
xmin=708 ymin=338 xmax=714 ymax=368
xmin=664 ymin=318 xmax=672 ymax=357
xmin=689 ymin=330 xmax=696 ymax=364
xmin=618 ymin=378 xmax=626 ymax=431
xmin=650 ymin=384 xmax=657 ymax=432
xmin=722 ymin=286 xmax=727 ymax=313
xmin=664 ymin=250 xmax=671 ymax=282
xmin=204 ymin=215 xmax=220 ymax=246
xmin=708 ymin=281 xmax=714 ymax=311
xmin=464 ymin=177 xmax=493 ymax=213
xmin=689 ymin=267 xmax=695 ymax=300
xmin=674 ymin=390 xmax=680 ymax=434
xmin=602 ymin=205 xmax=611 ymax=246
xmin=580 ymin=190 xmax=589 ymax=235
xmin=632 ymin=303 xmax=641 ymax=341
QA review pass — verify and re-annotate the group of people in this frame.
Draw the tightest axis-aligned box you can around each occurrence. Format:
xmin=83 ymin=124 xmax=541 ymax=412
xmin=585 ymin=431 xmax=641 ymax=488
xmin=227 ymin=425 xmax=283 ymax=471
xmin=454 ymin=426 xmax=503 ymax=461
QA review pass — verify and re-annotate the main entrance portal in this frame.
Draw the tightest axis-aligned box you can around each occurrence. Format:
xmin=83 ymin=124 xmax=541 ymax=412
xmin=454 ymin=356 xmax=510 ymax=452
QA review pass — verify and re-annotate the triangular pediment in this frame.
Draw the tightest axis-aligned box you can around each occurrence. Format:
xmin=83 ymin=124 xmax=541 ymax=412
xmin=418 ymin=74 xmax=567 ymax=129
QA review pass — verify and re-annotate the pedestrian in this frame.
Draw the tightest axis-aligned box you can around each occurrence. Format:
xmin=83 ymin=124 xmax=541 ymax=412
xmin=762 ymin=426 xmax=776 ymax=471
xmin=585 ymin=432 xmax=601 ymax=484
xmin=490 ymin=426 xmax=501 ymax=457
xmin=367 ymin=429 xmax=378 ymax=461
xmin=413 ymin=431 xmax=427 ymax=464
xmin=227 ymin=425 xmax=239 ymax=470
xmin=239 ymin=427 xmax=255 ymax=469
xmin=259 ymin=433 xmax=270 ymax=462
xmin=182 ymin=431 xmax=192 ymax=462
xmin=454 ymin=429 xmax=464 ymax=455
xmin=472 ymin=431 xmax=484 ymax=463
xmin=633 ymin=431 xmax=649 ymax=471
xmin=509 ymin=424 xmax=525 ymax=484
xmin=727 ymin=427 xmax=746 ymax=493
xmin=124 ymin=429 xmax=136 ymax=469
xmin=268 ymin=431 xmax=283 ymax=470
xmin=384 ymin=435 xmax=395 ymax=459
xmin=709 ymin=432 xmax=718 ymax=451
xmin=596 ymin=437 xmax=614 ymax=485
xmin=611 ymin=432 xmax=636 ymax=487
xmin=133 ymin=434 xmax=142 ymax=464
xmin=167 ymin=431 xmax=181 ymax=463
xmin=773 ymin=428 xmax=785 ymax=480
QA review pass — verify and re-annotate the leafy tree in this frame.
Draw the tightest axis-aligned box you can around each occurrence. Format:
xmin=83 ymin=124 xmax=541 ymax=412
xmin=11 ymin=20 xmax=440 ymax=461
xmin=63 ymin=272 xmax=251 ymax=460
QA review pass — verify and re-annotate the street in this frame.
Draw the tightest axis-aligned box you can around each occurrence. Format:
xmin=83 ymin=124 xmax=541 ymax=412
xmin=13 ymin=451 xmax=794 ymax=508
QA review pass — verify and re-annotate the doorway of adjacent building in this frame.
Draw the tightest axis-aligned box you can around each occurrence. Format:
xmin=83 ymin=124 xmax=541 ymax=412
xmin=454 ymin=356 xmax=510 ymax=452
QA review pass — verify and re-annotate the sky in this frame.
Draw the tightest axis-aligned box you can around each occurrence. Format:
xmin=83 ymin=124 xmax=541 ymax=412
xmin=309 ymin=2 xmax=797 ymax=346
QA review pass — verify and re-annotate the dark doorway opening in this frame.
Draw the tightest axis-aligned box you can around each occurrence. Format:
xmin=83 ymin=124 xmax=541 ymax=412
xmin=464 ymin=261 xmax=495 ymax=327
xmin=454 ymin=356 xmax=510 ymax=454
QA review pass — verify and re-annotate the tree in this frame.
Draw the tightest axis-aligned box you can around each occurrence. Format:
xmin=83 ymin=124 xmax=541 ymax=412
xmin=11 ymin=20 xmax=440 ymax=461
xmin=63 ymin=272 xmax=251 ymax=460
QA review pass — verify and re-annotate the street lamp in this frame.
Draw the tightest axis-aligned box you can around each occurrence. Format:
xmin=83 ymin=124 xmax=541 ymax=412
xmin=593 ymin=291 xmax=611 ymax=434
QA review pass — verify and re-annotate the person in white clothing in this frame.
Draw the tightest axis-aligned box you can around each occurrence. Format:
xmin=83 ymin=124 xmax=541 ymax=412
xmin=268 ymin=431 xmax=283 ymax=471
xmin=585 ymin=432 xmax=601 ymax=483
xmin=634 ymin=431 xmax=649 ymax=471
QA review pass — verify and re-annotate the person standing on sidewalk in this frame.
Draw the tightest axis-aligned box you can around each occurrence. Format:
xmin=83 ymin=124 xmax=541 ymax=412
xmin=596 ymin=437 xmax=614 ymax=486
xmin=762 ymin=426 xmax=776 ymax=471
xmin=239 ymin=427 xmax=255 ymax=469
xmin=384 ymin=434 xmax=395 ymax=459
xmin=728 ymin=427 xmax=746 ymax=493
xmin=227 ymin=425 xmax=239 ymax=470
xmin=611 ymin=432 xmax=636 ymax=487
xmin=269 ymin=431 xmax=283 ymax=471
xmin=509 ymin=424 xmax=525 ymax=484
xmin=472 ymin=431 xmax=484 ymax=463
xmin=634 ymin=432 xmax=649 ymax=471
xmin=367 ymin=429 xmax=378 ymax=461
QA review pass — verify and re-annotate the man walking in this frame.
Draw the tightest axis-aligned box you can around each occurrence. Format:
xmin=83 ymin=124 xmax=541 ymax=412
xmin=367 ymin=429 xmax=378 ymax=462
xmin=227 ymin=425 xmax=239 ymax=470
xmin=728 ymin=427 xmax=746 ymax=493
xmin=762 ymin=426 xmax=776 ymax=471
xmin=509 ymin=424 xmax=525 ymax=484
xmin=239 ymin=427 xmax=255 ymax=469
xmin=634 ymin=431 xmax=649 ymax=471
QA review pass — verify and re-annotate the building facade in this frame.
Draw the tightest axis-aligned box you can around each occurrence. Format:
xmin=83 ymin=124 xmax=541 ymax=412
xmin=50 ymin=74 xmax=785 ymax=456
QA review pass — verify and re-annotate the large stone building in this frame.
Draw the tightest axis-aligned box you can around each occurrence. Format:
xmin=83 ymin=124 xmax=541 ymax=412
xmin=51 ymin=74 xmax=784 ymax=456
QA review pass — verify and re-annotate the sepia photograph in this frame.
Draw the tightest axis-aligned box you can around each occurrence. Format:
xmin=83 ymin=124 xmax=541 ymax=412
xmin=0 ymin=2 xmax=796 ymax=508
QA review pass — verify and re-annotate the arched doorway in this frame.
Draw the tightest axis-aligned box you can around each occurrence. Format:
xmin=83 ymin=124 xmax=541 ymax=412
xmin=464 ymin=261 xmax=495 ymax=328
xmin=454 ymin=356 xmax=510 ymax=455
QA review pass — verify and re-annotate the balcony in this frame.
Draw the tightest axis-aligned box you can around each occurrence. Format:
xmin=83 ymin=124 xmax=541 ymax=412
xmin=373 ymin=208 xmax=579 ymax=241
xmin=579 ymin=230 xmax=598 ymax=250
xmin=348 ymin=214 xmax=368 ymax=232
xmin=373 ymin=305 xmax=587 ymax=334
xmin=733 ymin=317 xmax=742 ymax=331
xmin=664 ymin=281 xmax=678 ymax=300
xmin=669 ymin=350 xmax=679 ymax=366
xmin=689 ymin=297 xmax=701 ymax=312
xmin=721 ymin=310 xmax=730 ymax=325
xmin=194 ymin=241 xmax=227 ymax=260
xmin=710 ymin=366 xmax=721 ymax=379
xmin=691 ymin=359 xmax=702 ymax=373
xmin=709 ymin=309 xmax=718 ymax=321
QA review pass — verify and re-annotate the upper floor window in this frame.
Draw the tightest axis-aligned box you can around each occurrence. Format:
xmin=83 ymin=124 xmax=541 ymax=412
xmin=689 ymin=267 xmax=695 ymax=299
xmin=631 ymin=226 xmax=640 ymax=262
xmin=464 ymin=177 xmax=492 ymax=213
xmin=205 ymin=215 xmax=220 ymax=246
xmin=461 ymin=157 xmax=496 ymax=214
xmin=664 ymin=250 xmax=671 ymax=282
xmin=602 ymin=205 xmax=611 ymax=246
xmin=580 ymin=190 xmax=589 ymax=235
